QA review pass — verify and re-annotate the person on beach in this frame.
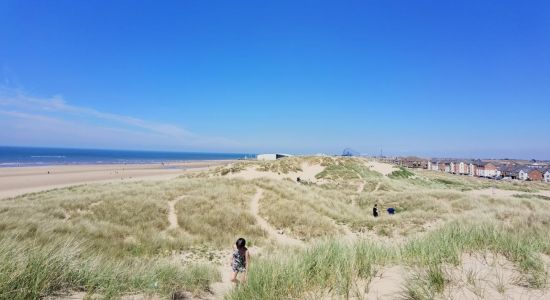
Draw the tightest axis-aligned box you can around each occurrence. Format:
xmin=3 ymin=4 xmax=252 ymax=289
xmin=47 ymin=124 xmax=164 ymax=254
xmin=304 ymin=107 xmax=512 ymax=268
xmin=373 ymin=203 xmax=379 ymax=217
xmin=230 ymin=238 xmax=249 ymax=284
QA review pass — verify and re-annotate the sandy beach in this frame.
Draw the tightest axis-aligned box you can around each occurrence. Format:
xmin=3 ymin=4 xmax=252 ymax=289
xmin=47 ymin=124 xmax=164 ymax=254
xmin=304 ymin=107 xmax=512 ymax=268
xmin=0 ymin=160 xmax=235 ymax=199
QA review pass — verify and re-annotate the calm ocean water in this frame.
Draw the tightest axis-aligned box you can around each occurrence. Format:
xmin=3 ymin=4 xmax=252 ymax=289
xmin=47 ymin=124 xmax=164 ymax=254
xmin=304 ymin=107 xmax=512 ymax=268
xmin=0 ymin=147 xmax=254 ymax=167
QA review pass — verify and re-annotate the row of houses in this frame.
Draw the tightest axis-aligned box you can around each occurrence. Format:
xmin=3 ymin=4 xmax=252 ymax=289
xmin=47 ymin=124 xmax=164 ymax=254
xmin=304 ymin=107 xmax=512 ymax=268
xmin=427 ymin=159 xmax=550 ymax=183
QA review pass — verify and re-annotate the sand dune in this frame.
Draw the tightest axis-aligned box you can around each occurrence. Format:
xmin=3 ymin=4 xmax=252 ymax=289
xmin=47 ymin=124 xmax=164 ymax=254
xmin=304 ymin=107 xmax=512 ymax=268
xmin=367 ymin=160 xmax=397 ymax=176
xmin=226 ymin=162 xmax=325 ymax=182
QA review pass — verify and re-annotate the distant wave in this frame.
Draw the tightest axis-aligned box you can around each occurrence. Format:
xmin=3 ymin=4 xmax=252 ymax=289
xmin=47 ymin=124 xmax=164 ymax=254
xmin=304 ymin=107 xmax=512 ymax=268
xmin=0 ymin=162 xmax=46 ymax=167
xmin=0 ymin=147 xmax=253 ymax=167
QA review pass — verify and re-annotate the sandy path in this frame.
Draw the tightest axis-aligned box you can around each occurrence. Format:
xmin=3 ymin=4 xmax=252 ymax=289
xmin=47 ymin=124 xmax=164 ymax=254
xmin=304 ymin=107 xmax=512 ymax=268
xmin=356 ymin=181 xmax=365 ymax=194
xmin=336 ymin=221 xmax=357 ymax=243
xmin=208 ymin=264 xmax=234 ymax=300
xmin=167 ymin=197 xmax=185 ymax=230
xmin=373 ymin=181 xmax=381 ymax=192
xmin=250 ymin=188 xmax=304 ymax=247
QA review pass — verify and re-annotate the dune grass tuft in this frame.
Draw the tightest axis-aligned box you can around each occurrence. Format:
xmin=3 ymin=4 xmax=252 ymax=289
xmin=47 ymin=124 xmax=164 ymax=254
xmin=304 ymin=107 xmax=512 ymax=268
xmin=0 ymin=237 xmax=219 ymax=299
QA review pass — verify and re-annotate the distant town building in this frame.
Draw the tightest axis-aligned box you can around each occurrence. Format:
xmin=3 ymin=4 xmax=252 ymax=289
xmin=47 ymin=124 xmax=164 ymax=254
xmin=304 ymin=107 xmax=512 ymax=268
xmin=428 ymin=160 xmax=439 ymax=171
xmin=518 ymin=168 xmax=530 ymax=181
xmin=499 ymin=164 xmax=521 ymax=179
xmin=457 ymin=161 xmax=466 ymax=174
xmin=397 ymin=156 xmax=427 ymax=168
xmin=450 ymin=161 xmax=456 ymax=174
xmin=473 ymin=161 xmax=498 ymax=178
xmin=468 ymin=162 xmax=476 ymax=176
xmin=528 ymin=169 xmax=543 ymax=181
xmin=425 ymin=157 xmax=549 ymax=183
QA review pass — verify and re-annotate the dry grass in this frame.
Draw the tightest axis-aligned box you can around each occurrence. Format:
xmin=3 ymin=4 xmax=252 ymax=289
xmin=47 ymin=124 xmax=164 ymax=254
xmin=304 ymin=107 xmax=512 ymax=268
xmin=2 ymin=156 xmax=550 ymax=298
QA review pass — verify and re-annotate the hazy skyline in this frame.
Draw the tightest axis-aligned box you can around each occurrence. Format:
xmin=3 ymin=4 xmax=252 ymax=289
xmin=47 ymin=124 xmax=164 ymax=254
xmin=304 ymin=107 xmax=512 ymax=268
xmin=1 ymin=1 xmax=549 ymax=159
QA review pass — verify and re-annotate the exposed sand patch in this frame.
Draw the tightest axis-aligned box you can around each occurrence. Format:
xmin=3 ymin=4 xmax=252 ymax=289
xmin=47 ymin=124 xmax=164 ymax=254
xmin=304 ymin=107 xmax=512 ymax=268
xmin=367 ymin=161 xmax=397 ymax=176
xmin=364 ymin=266 xmax=407 ymax=299
xmin=227 ymin=163 xmax=325 ymax=183
xmin=250 ymin=188 xmax=304 ymax=247
xmin=306 ymin=265 xmax=407 ymax=299
xmin=442 ymin=252 xmax=549 ymax=300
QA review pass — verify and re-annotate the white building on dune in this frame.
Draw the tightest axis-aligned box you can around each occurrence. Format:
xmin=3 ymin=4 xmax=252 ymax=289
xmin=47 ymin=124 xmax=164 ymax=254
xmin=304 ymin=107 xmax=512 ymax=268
xmin=256 ymin=153 xmax=292 ymax=161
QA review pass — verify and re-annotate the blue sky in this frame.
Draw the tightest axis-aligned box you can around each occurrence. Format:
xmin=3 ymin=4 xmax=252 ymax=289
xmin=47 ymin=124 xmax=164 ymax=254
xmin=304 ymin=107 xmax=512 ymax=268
xmin=1 ymin=1 xmax=549 ymax=159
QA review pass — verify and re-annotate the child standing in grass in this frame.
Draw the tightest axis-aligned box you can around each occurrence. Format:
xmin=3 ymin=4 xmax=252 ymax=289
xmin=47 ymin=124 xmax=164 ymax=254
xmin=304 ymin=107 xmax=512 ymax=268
xmin=230 ymin=238 xmax=250 ymax=284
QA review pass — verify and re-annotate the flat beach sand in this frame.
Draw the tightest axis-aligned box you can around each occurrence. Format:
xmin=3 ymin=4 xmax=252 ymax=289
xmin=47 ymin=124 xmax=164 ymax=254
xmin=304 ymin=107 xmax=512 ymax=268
xmin=0 ymin=160 xmax=234 ymax=199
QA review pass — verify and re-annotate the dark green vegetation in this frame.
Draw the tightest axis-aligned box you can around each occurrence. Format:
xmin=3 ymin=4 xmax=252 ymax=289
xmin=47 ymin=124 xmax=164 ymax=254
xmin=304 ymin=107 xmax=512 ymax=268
xmin=514 ymin=193 xmax=550 ymax=201
xmin=388 ymin=167 xmax=415 ymax=179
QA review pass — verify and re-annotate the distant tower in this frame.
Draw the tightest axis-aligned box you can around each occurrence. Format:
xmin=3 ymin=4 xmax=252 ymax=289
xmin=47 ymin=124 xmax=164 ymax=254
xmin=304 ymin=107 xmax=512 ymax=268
xmin=380 ymin=148 xmax=383 ymax=158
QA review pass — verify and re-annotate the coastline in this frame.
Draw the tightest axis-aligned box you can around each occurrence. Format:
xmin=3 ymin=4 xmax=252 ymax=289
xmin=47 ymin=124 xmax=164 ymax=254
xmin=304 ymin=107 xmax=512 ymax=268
xmin=0 ymin=160 xmax=235 ymax=199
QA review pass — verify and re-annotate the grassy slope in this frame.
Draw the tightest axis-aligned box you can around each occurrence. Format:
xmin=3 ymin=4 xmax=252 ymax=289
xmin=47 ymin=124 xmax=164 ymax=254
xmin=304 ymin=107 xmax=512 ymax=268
xmin=228 ymin=219 xmax=550 ymax=300
xmin=1 ymin=157 xmax=549 ymax=298
xmin=0 ymin=178 xmax=264 ymax=298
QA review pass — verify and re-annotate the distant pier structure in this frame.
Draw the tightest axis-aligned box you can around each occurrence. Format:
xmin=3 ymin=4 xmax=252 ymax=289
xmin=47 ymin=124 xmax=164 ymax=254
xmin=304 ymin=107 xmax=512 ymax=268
xmin=342 ymin=148 xmax=360 ymax=157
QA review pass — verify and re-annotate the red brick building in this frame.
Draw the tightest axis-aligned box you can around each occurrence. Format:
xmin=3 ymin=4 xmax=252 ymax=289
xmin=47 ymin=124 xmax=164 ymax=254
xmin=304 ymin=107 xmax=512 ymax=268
xmin=528 ymin=169 xmax=543 ymax=181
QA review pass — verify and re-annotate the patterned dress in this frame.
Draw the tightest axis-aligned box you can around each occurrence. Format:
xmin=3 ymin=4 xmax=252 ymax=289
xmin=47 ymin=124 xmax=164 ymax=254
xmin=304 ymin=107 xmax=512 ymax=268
xmin=231 ymin=249 xmax=247 ymax=273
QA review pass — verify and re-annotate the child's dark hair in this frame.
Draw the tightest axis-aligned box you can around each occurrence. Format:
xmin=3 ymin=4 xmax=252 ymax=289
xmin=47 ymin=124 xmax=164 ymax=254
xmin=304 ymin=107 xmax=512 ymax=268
xmin=236 ymin=238 xmax=247 ymax=251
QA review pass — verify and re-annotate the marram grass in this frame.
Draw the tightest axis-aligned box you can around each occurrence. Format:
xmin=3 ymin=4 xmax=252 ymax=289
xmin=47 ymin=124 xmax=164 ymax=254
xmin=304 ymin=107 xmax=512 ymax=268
xmin=0 ymin=237 xmax=219 ymax=299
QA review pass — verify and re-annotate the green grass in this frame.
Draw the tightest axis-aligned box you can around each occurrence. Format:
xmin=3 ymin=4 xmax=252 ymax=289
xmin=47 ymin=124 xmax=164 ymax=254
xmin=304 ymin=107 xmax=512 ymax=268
xmin=513 ymin=193 xmax=550 ymax=201
xmin=315 ymin=159 xmax=382 ymax=181
xmin=228 ymin=219 xmax=550 ymax=299
xmin=388 ymin=167 xmax=415 ymax=179
xmin=0 ymin=237 xmax=219 ymax=299
xmin=227 ymin=240 xmax=396 ymax=300
xmin=0 ymin=178 xmax=266 ymax=298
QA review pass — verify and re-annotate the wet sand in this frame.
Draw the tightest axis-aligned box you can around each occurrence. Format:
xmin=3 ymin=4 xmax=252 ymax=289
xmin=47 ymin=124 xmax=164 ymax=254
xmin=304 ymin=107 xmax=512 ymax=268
xmin=0 ymin=160 xmax=235 ymax=199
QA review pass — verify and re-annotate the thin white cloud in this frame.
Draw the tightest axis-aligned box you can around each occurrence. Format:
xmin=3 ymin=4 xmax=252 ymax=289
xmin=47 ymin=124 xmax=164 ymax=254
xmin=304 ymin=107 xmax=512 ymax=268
xmin=0 ymin=89 xmax=193 ymax=138
xmin=0 ymin=87 xmax=243 ymax=151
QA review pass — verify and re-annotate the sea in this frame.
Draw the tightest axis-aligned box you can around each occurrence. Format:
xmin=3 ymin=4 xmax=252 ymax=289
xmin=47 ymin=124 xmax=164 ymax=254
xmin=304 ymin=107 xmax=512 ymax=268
xmin=0 ymin=146 xmax=254 ymax=167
